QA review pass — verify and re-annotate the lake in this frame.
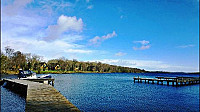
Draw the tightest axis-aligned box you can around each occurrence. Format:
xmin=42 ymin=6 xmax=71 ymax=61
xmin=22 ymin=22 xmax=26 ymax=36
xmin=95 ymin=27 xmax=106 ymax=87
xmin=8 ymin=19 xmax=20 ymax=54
xmin=1 ymin=73 xmax=199 ymax=111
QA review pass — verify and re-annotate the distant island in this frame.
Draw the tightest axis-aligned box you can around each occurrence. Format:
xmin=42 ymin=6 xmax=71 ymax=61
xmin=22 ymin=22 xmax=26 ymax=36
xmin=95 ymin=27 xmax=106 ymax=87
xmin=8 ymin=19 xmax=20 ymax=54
xmin=1 ymin=47 xmax=146 ymax=75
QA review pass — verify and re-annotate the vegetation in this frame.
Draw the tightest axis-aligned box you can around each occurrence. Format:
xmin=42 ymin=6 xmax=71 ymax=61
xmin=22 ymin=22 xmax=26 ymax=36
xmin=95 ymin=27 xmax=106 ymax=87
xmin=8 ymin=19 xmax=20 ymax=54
xmin=0 ymin=47 xmax=146 ymax=74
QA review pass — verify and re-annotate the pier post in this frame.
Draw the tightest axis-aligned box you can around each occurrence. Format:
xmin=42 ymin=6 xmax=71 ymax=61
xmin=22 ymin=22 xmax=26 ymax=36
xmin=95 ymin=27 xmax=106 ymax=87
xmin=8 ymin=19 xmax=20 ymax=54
xmin=133 ymin=76 xmax=199 ymax=87
xmin=180 ymin=82 xmax=183 ymax=86
xmin=172 ymin=82 xmax=174 ymax=86
xmin=52 ymin=80 xmax=54 ymax=86
xmin=176 ymin=82 xmax=178 ymax=86
xmin=167 ymin=81 xmax=169 ymax=86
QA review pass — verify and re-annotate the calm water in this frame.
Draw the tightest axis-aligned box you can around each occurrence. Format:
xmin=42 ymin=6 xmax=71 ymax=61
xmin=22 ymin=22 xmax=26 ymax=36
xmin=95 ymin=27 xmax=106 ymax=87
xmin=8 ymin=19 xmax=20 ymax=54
xmin=1 ymin=86 xmax=26 ymax=112
xmin=1 ymin=73 xmax=199 ymax=111
xmin=51 ymin=73 xmax=199 ymax=112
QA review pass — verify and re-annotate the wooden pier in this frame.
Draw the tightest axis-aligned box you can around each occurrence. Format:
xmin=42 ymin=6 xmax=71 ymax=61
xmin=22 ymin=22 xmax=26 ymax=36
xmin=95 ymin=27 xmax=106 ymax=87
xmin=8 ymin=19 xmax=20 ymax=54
xmin=23 ymin=78 xmax=55 ymax=86
xmin=3 ymin=79 xmax=80 ymax=112
xmin=133 ymin=76 xmax=200 ymax=86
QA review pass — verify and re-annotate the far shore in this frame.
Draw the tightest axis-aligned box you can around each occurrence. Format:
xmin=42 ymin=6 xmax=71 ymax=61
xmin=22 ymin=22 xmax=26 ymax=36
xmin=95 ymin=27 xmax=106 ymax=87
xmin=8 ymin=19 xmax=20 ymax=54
xmin=1 ymin=70 xmax=199 ymax=76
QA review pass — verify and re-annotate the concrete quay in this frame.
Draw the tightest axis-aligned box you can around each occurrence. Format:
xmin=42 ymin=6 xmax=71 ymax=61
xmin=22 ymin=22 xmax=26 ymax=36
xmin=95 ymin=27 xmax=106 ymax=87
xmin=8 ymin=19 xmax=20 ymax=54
xmin=3 ymin=79 xmax=80 ymax=112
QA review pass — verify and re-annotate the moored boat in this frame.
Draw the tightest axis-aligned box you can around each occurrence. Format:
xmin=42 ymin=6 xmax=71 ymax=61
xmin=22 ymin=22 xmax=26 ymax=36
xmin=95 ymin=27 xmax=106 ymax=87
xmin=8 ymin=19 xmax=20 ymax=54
xmin=18 ymin=69 xmax=37 ymax=79
xmin=38 ymin=74 xmax=52 ymax=78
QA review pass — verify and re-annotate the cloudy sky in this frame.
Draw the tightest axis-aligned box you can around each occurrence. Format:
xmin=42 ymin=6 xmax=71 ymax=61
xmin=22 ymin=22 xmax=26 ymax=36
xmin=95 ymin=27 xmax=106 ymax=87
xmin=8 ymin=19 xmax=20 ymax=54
xmin=1 ymin=0 xmax=199 ymax=72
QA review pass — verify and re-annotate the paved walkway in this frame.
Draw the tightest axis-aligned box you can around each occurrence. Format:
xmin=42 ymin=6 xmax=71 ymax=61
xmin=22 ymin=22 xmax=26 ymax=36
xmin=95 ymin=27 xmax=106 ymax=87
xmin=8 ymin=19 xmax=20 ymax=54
xmin=5 ymin=79 xmax=80 ymax=112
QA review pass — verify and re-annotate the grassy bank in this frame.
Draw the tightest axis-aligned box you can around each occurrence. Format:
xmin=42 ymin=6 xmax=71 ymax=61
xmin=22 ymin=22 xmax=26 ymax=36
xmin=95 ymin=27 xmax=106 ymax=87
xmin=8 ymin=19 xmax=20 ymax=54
xmin=33 ymin=70 xmax=116 ymax=74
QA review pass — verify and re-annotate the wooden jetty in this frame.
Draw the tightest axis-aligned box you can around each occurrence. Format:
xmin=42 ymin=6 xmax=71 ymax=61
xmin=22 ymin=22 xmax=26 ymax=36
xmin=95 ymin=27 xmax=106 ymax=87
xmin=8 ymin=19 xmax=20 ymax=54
xmin=23 ymin=78 xmax=55 ymax=86
xmin=133 ymin=76 xmax=200 ymax=86
xmin=3 ymin=79 xmax=80 ymax=112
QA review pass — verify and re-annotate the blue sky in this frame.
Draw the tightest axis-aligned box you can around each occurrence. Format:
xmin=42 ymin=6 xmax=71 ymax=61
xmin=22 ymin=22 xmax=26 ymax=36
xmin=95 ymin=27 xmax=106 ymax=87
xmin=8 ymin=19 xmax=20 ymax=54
xmin=1 ymin=0 xmax=199 ymax=72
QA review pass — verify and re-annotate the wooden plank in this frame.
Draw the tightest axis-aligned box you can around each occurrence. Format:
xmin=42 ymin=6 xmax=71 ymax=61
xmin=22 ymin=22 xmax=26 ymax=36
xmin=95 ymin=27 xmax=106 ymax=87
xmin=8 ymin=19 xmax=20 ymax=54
xmin=4 ymin=79 xmax=80 ymax=112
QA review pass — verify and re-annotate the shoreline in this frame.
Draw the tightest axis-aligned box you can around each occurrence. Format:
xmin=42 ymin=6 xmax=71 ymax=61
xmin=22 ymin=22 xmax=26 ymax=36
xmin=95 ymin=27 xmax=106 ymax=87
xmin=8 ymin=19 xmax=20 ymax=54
xmin=1 ymin=71 xmax=199 ymax=77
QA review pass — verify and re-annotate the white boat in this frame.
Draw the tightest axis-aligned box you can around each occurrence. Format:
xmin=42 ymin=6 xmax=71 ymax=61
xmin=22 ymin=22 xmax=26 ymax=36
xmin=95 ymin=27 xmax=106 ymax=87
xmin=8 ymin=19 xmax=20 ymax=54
xmin=18 ymin=70 xmax=37 ymax=79
xmin=38 ymin=74 xmax=52 ymax=79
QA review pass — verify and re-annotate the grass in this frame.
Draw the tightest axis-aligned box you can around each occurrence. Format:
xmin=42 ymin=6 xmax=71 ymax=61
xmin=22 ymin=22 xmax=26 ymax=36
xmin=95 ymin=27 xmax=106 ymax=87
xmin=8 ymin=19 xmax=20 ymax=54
xmin=33 ymin=70 xmax=112 ymax=74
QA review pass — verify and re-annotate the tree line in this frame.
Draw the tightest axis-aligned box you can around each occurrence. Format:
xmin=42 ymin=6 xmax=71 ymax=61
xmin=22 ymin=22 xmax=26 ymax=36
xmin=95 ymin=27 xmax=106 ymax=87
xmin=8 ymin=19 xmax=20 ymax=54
xmin=0 ymin=47 xmax=146 ymax=74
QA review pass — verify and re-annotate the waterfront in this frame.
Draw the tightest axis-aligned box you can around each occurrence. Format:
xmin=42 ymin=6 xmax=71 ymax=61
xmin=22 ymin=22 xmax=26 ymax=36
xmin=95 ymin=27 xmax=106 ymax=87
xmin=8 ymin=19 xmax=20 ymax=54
xmin=53 ymin=73 xmax=199 ymax=111
xmin=1 ymin=86 xmax=26 ymax=111
xmin=1 ymin=73 xmax=199 ymax=111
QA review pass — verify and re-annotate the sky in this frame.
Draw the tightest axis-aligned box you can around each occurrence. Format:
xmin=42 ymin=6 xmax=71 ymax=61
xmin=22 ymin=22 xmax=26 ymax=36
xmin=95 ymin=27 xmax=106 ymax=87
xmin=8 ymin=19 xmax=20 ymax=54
xmin=1 ymin=0 xmax=199 ymax=72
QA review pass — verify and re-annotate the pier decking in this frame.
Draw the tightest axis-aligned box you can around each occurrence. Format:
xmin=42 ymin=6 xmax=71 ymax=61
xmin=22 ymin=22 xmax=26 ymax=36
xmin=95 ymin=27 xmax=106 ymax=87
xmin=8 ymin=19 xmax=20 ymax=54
xmin=3 ymin=79 xmax=80 ymax=112
xmin=23 ymin=78 xmax=55 ymax=86
xmin=133 ymin=76 xmax=200 ymax=86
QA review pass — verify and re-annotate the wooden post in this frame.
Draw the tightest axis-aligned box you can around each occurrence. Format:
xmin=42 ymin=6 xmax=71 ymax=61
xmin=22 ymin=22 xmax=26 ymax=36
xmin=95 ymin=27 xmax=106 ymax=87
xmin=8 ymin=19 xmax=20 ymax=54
xmin=172 ymin=82 xmax=174 ymax=86
xmin=152 ymin=80 xmax=154 ymax=84
xmin=180 ymin=82 xmax=183 ymax=86
xmin=52 ymin=80 xmax=54 ymax=86
xmin=167 ymin=81 xmax=169 ymax=86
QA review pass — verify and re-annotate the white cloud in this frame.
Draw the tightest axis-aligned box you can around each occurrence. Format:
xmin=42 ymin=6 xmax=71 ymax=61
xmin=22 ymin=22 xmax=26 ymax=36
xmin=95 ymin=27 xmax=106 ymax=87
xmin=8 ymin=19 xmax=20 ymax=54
xmin=102 ymin=31 xmax=117 ymax=39
xmin=44 ymin=15 xmax=83 ymax=41
xmin=3 ymin=0 xmax=33 ymax=16
xmin=89 ymin=36 xmax=101 ymax=45
xmin=89 ymin=31 xmax=117 ymax=45
xmin=87 ymin=5 xmax=93 ymax=9
xmin=65 ymin=49 xmax=92 ymax=54
xmin=86 ymin=0 xmax=90 ymax=3
xmin=133 ymin=40 xmax=151 ymax=50
xmin=1 ymin=0 xmax=93 ymax=61
xmin=133 ymin=45 xmax=151 ymax=50
xmin=115 ymin=52 xmax=127 ymax=56
xmin=2 ymin=37 xmax=93 ymax=60
xmin=177 ymin=44 xmax=195 ymax=48
xmin=89 ymin=59 xmax=197 ymax=72
xmin=1 ymin=0 xmax=50 ymax=41
xmin=134 ymin=40 xmax=149 ymax=45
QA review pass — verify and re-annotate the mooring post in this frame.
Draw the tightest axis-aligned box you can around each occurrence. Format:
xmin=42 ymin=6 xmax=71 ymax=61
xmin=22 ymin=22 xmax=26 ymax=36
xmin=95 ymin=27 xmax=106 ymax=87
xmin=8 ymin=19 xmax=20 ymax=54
xmin=172 ymin=82 xmax=174 ymax=86
xmin=176 ymin=82 xmax=178 ymax=86
xmin=167 ymin=81 xmax=169 ymax=86
xmin=180 ymin=82 xmax=183 ymax=86
xmin=52 ymin=80 xmax=54 ymax=86
xmin=161 ymin=81 xmax=163 ymax=85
